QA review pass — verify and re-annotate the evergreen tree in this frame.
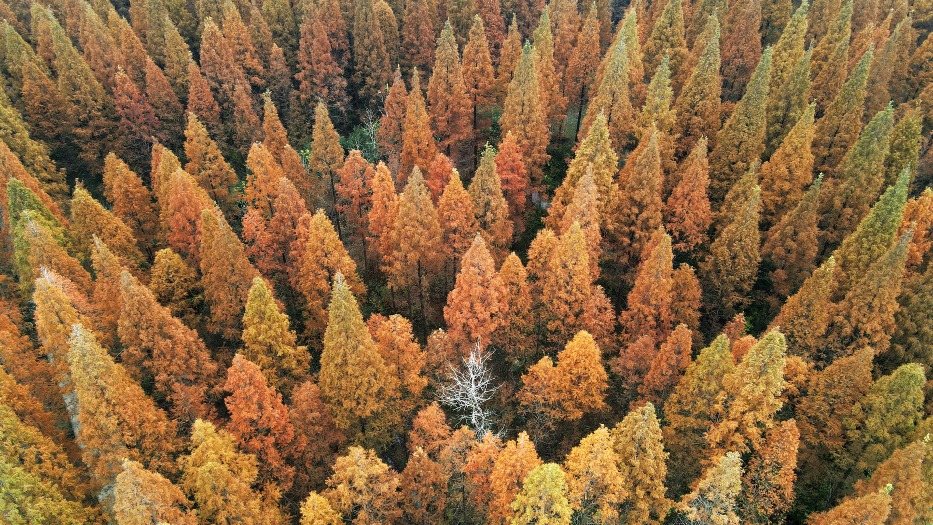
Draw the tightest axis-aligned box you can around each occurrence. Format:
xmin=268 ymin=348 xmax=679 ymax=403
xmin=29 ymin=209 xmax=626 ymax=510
xmin=812 ymin=47 xmax=872 ymax=175
xmin=760 ymin=103 xmax=816 ymax=227
xmin=242 ymin=277 xmax=310 ymax=393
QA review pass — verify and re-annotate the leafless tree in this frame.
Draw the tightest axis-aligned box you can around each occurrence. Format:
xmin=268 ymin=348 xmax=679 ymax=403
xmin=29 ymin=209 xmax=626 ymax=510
xmin=438 ymin=341 xmax=499 ymax=438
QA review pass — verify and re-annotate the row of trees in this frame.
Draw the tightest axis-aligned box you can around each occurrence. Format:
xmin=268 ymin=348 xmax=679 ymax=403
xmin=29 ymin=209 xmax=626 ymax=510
xmin=0 ymin=0 xmax=931 ymax=522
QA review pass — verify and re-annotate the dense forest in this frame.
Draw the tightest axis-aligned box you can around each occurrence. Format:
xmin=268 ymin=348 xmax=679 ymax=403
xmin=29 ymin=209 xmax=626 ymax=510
xmin=0 ymin=0 xmax=931 ymax=521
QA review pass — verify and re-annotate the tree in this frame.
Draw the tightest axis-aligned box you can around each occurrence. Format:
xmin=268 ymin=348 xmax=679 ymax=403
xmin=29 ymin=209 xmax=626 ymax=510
xmin=296 ymin=15 xmax=347 ymax=118
xmin=564 ymin=3 xmax=600 ymax=138
xmin=70 ymin=187 xmax=143 ymax=268
xmin=665 ymin=137 xmax=712 ymax=251
xmin=324 ymin=446 xmax=401 ymax=524
xmin=619 ymin=230 xmax=674 ymax=346
xmin=580 ymin=38 xmax=636 ymax=151
xmin=401 ymin=72 xmax=440 ymax=181
xmin=199 ymin=208 xmax=260 ymax=339
xmin=294 ymin=209 xmax=364 ymax=341
xmin=740 ymin=420 xmax=798 ymax=524
xmin=852 ymin=438 xmax=930 ymax=525
xmin=563 ymin=425 xmax=626 ymax=522
xmin=186 ymin=61 xmax=222 ymax=139
xmin=378 ymin=69 xmax=407 ymax=173
xmin=719 ymin=0 xmax=763 ymax=100
xmin=520 ymin=330 xmax=608 ymax=427
xmin=510 ymin=463 xmax=572 ymax=525
xmin=368 ymin=162 xmax=399 ymax=269
xmin=664 ymin=335 xmax=734 ymax=492
xmin=832 ymin=169 xmax=909 ymax=297
xmin=118 ymin=269 xmax=217 ymax=423
xmin=224 ymin=354 xmax=295 ymax=492
xmin=500 ymin=43 xmax=549 ymax=184
xmin=679 ymin=452 xmax=743 ymax=525
xmin=708 ymin=47 xmax=771 ymax=202
xmin=438 ymin=168 xmax=479 ymax=271
xmin=444 ymin=235 xmax=507 ymax=348
xmin=401 ymin=0 xmax=436 ymax=75
xmin=762 ymin=174 xmax=823 ymax=299
xmin=759 ymin=103 xmax=815 ymax=227
xmin=643 ymin=0 xmax=688 ymax=81
xmin=0 ymin=455 xmax=92 ymax=524
xmin=400 ymin=447 xmax=449 ymax=524
xmin=159 ymin=168 xmax=213 ymax=262
xmin=429 ymin=21 xmax=472 ymax=162
xmin=812 ymin=48 xmax=871 ymax=175
xmin=842 ymin=363 xmax=925 ymax=483
xmin=310 ymin=101 xmax=345 ymax=215
xmin=319 ymin=274 xmax=396 ymax=434
xmin=68 ymin=324 xmax=177 ymax=495
xmin=352 ymin=0 xmax=392 ymax=104
xmin=540 ymin=223 xmax=592 ymax=345
xmin=184 ymin=112 xmax=237 ymax=215
xmin=640 ymin=324 xmax=693 ymax=406
xmin=113 ymin=459 xmax=197 ymax=525
xmin=300 ymin=492 xmax=342 ymax=525
xmin=488 ymin=432 xmax=542 ymax=525
xmin=178 ymin=419 xmax=271 ymax=525
xmin=532 ymin=8 xmax=564 ymax=126
xmin=550 ymin=112 xmax=617 ymax=225
xmin=765 ymin=2 xmax=810 ymax=155
xmin=113 ymin=68 xmax=162 ymax=169
xmin=807 ymin=492 xmax=891 ymax=525
xmin=439 ymin=342 xmax=499 ymax=437
xmin=495 ymin=132 xmax=529 ymax=231
xmin=288 ymin=379 xmax=346 ymax=495
xmin=701 ymin=187 xmax=760 ymax=319
xmin=470 ymin=146 xmax=513 ymax=258
xmin=607 ymin=127 xmax=664 ymax=275
xmin=674 ymin=15 xmax=721 ymax=155
xmin=388 ymin=167 xmax=443 ymax=318
xmin=242 ymin=277 xmax=310 ymax=393
xmin=809 ymin=0 xmax=852 ymax=112
xmin=462 ymin=15 xmax=495 ymax=135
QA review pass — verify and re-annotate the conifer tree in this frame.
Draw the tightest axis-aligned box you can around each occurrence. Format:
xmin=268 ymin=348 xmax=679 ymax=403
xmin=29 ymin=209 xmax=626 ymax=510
xmin=68 ymin=324 xmax=177 ymax=494
xmin=550 ymin=112 xmax=617 ymax=227
xmin=444 ymin=235 xmax=507 ymax=348
xmin=378 ymin=69 xmax=408 ymax=173
xmin=159 ymin=169 xmax=213 ymax=262
xmin=388 ymin=167 xmax=443 ymax=315
xmin=118 ymin=269 xmax=217 ymax=423
xmin=812 ymin=47 xmax=872 ymax=174
xmin=494 ymin=252 xmax=535 ymax=360
xmin=496 ymin=16 xmax=522 ymax=98
xmin=300 ymin=492 xmax=342 ymax=525
xmin=581 ymin=38 xmax=637 ymax=151
xmin=462 ymin=16 xmax=495 ymax=135
xmin=352 ymin=0 xmax=392 ymax=104
xmin=808 ymin=492 xmax=891 ymax=525
xmin=296 ymin=15 xmax=347 ymax=119
xmin=640 ymin=324 xmax=693 ymax=406
xmin=532 ymin=8 xmax=564 ymax=127
xmin=184 ymin=112 xmax=238 ymax=215
xmin=324 ymin=446 xmax=402 ymax=524
xmin=223 ymin=354 xmax=295 ymax=491
xmin=241 ymin=277 xmax=310 ymax=393
xmin=765 ymin=1 xmax=810 ymax=155
xmin=510 ymin=463 xmax=572 ymax=525
xmin=679 ymin=452 xmax=743 ymax=525
xmin=763 ymin=174 xmax=823 ymax=298
xmin=319 ymin=274 xmax=396 ymax=434
xmin=488 ymin=432 xmax=542 ymax=525
xmin=852 ymin=438 xmax=930 ymax=525
xmin=186 ymin=62 xmax=222 ymax=137
xmin=564 ymin=3 xmax=601 ymax=138
xmin=760 ymin=102 xmax=816 ymax=227
xmin=469 ymin=147 xmax=513 ymax=257
xmin=0 ymin=455 xmax=93 ymax=524
xmin=429 ymin=21 xmax=472 ymax=162
xmin=70 ymin=187 xmax=143 ymax=268
xmin=400 ymin=447 xmax=449 ymax=524
xmin=719 ymin=0 xmax=763 ymax=101
xmin=833 ymin=169 xmax=909 ymax=297
xmin=500 ymin=43 xmax=549 ymax=184
xmin=674 ymin=15 xmax=721 ymax=155
xmin=113 ymin=68 xmax=162 ymax=169
xmin=294 ymin=209 xmax=364 ymax=341
xmin=401 ymin=72 xmax=440 ymax=180
xmin=822 ymin=105 xmax=895 ymax=247
xmin=199 ymin=208 xmax=260 ymax=339
xmin=563 ymin=425 xmax=625 ymax=522
xmin=644 ymin=0 xmax=688 ymax=82
xmin=607 ymin=127 xmax=664 ymax=275
xmin=401 ymin=0 xmax=436 ymax=75
xmin=148 ymin=247 xmax=202 ymax=327
xmin=701 ymin=187 xmax=760 ymax=319
xmin=520 ymin=330 xmax=608 ymax=427
xmin=841 ymin=363 xmax=925 ymax=483
xmin=665 ymin=138 xmax=712 ymax=251
xmin=618 ymin=229 xmax=673 ymax=348
xmin=884 ymin=107 xmax=922 ymax=191
xmin=368 ymin=162 xmax=399 ymax=269
xmin=822 ymin=231 xmax=911 ymax=361
xmin=708 ymin=47 xmax=771 ymax=202
xmin=310 ymin=102 xmax=346 ymax=215
xmin=707 ymin=331 xmax=787 ymax=456
xmin=612 ymin=402 xmax=671 ymax=524
xmin=113 ymin=459 xmax=197 ymax=525
xmin=540 ymin=223 xmax=593 ymax=345
xmin=809 ymin=0 xmax=852 ymax=112
xmin=0 ymin=88 xmax=66 ymax=203
xmin=664 ymin=335 xmax=734 ymax=492
xmin=178 ymin=419 xmax=270 ymax=524
xmin=438 ymin=168 xmax=479 ymax=270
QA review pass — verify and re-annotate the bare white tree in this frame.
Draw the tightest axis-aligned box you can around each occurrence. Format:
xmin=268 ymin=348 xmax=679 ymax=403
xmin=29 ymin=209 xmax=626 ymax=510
xmin=438 ymin=341 xmax=499 ymax=438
